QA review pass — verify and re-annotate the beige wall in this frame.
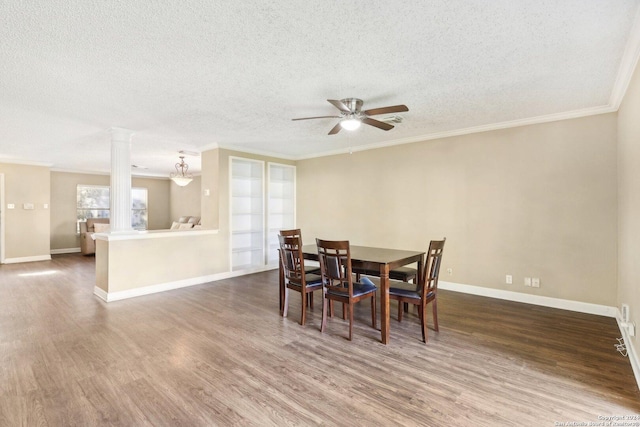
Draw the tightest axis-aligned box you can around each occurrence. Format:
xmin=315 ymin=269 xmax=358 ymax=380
xmin=97 ymin=233 xmax=224 ymax=293
xmin=0 ymin=163 xmax=51 ymax=260
xmin=143 ymin=177 xmax=171 ymax=230
xmin=201 ymin=149 xmax=219 ymax=229
xmin=50 ymin=172 xmax=171 ymax=250
xmin=297 ymin=113 xmax=618 ymax=305
xmin=618 ymin=59 xmax=640 ymax=358
xmin=170 ymin=176 xmax=202 ymax=222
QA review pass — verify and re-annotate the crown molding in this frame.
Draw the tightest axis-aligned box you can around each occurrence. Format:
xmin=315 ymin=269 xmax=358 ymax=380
xmin=137 ymin=173 xmax=200 ymax=179
xmin=216 ymin=143 xmax=297 ymax=161
xmin=50 ymin=168 xmax=110 ymax=175
xmin=0 ymin=159 xmax=54 ymax=167
xmin=296 ymin=104 xmax=617 ymax=160
xmin=50 ymin=168 xmax=199 ymax=179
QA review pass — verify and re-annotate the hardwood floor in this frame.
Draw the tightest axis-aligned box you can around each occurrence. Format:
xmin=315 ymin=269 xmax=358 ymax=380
xmin=0 ymin=254 xmax=638 ymax=426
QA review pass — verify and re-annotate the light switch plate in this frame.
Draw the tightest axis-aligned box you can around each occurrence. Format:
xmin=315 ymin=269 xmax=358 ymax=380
xmin=23 ymin=203 xmax=34 ymax=210
xmin=7 ymin=203 xmax=15 ymax=209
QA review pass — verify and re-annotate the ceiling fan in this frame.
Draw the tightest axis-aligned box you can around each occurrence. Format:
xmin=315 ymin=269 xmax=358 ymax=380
xmin=292 ymin=98 xmax=409 ymax=135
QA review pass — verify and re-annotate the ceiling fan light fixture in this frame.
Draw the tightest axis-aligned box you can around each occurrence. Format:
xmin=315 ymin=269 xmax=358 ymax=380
xmin=292 ymin=98 xmax=408 ymax=134
xmin=340 ymin=118 xmax=361 ymax=131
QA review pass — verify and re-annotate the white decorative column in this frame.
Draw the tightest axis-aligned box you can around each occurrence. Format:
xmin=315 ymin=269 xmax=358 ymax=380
xmin=109 ymin=127 xmax=135 ymax=234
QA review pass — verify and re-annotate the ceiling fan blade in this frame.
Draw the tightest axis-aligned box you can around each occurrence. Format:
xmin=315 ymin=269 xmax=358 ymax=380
xmin=363 ymin=104 xmax=409 ymax=116
xmin=327 ymin=99 xmax=351 ymax=113
xmin=292 ymin=115 xmax=340 ymax=121
xmin=328 ymin=122 xmax=342 ymax=135
xmin=362 ymin=117 xmax=394 ymax=131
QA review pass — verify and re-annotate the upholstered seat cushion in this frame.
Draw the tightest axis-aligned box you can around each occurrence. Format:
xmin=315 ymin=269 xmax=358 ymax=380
xmin=287 ymin=273 xmax=323 ymax=289
xmin=327 ymin=276 xmax=377 ymax=297
xmin=389 ymin=287 xmax=434 ymax=301
xmin=304 ymin=265 xmax=321 ymax=275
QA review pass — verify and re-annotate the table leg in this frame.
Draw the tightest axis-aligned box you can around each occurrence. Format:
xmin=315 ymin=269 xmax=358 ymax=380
xmin=380 ymin=265 xmax=390 ymax=344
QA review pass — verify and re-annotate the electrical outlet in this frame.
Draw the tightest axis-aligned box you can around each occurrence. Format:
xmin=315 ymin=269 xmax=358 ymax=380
xmin=506 ymin=275 xmax=512 ymax=284
xmin=524 ymin=277 xmax=532 ymax=287
xmin=622 ymin=304 xmax=630 ymax=323
xmin=446 ymin=268 xmax=453 ymax=275
xmin=532 ymin=278 xmax=540 ymax=288
xmin=622 ymin=321 xmax=637 ymax=337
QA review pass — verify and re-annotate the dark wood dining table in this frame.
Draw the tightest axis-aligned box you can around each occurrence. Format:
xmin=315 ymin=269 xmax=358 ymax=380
xmin=279 ymin=244 xmax=425 ymax=344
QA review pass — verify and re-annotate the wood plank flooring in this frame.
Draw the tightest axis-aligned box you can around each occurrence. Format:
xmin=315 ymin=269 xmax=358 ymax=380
xmin=0 ymin=254 xmax=638 ymax=426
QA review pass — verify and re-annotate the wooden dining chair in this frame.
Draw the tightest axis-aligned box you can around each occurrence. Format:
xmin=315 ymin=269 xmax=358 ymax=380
xmin=279 ymin=229 xmax=320 ymax=275
xmin=279 ymin=228 xmax=321 ymax=310
xmin=279 ymin=234 xmax=323 ymax=325
xmin=389 ymin=238 xmax=446 ymax=343
xmin=316 ymin=238 xmax=377 ymax=341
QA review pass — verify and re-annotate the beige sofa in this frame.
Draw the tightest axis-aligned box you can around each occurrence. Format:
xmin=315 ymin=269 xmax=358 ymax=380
xmin=80 ymin=218 xmax=110 ymax=255
xmin=170 ymin=216 xmax=201 ymax=230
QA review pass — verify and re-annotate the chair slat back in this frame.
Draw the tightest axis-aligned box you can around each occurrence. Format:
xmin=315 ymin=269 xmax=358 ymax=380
xmin=280 ymin=228 xmax=303 ymax=238
xmin=316 ymin=239 xmax=353 ymax=298
xmin=279 ymin=234 xmax=305 ymax=282
xmin=419 ymin=238 xmax=446 ymax=297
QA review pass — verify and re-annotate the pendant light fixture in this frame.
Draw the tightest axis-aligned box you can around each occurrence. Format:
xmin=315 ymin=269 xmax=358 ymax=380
xmin=170 ymin=156 xmax=193 ymax=186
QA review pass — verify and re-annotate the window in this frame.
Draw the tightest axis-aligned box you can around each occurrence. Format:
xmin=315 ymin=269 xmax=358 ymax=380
xmin=131 ymin=187 xmax=148 ymax=230
xmin=76 ymin=185 xmax=148 ymax=232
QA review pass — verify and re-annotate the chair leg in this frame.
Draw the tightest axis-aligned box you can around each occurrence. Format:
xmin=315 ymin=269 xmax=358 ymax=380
xmin=397 ymin=300 xmax=403 ymax=322
xmin=432 ymin=298 xmax=439 ymax=331
xmin=348 ymin=302 xmax=354 ymax=341
xmin=300 ymin=290 xmax=307 ymax=326
xmin=282 ymin=288 xmax=289 ymax=318
xmin=420 ymin=303 xmax=428 ymax=343
xmin=405 ymin=276 xmax=416 ymax=314
xmin=371 ymin=293 xmax=376 ymax=329
xmin=342 ymin=302 xmax=347 ymax=320
xmin=309 ymin=291 xmax=314 ymax=309
xmin=321 ymin=295 xmax=328 ymax=333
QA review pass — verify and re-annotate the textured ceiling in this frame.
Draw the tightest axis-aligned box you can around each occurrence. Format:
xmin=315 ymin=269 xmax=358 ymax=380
xmin=1 ymin=1 xmax=640 ymax=177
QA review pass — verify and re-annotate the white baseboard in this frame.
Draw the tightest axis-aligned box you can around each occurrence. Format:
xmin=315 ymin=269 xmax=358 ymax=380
xmin=3 ymin=255 xmax=52 ymax=264
xmin=93 ymin=286 xmax=108 ymax=302
xmin=94 ymin=264 xmax=276 ymax=302
xmin=439 ymin=281 xmax=617 ymax=318
xmin=616 ymin=309 xmax=640 ymax=391
xmin=51 ymin=248 xmax=81 ymax=255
